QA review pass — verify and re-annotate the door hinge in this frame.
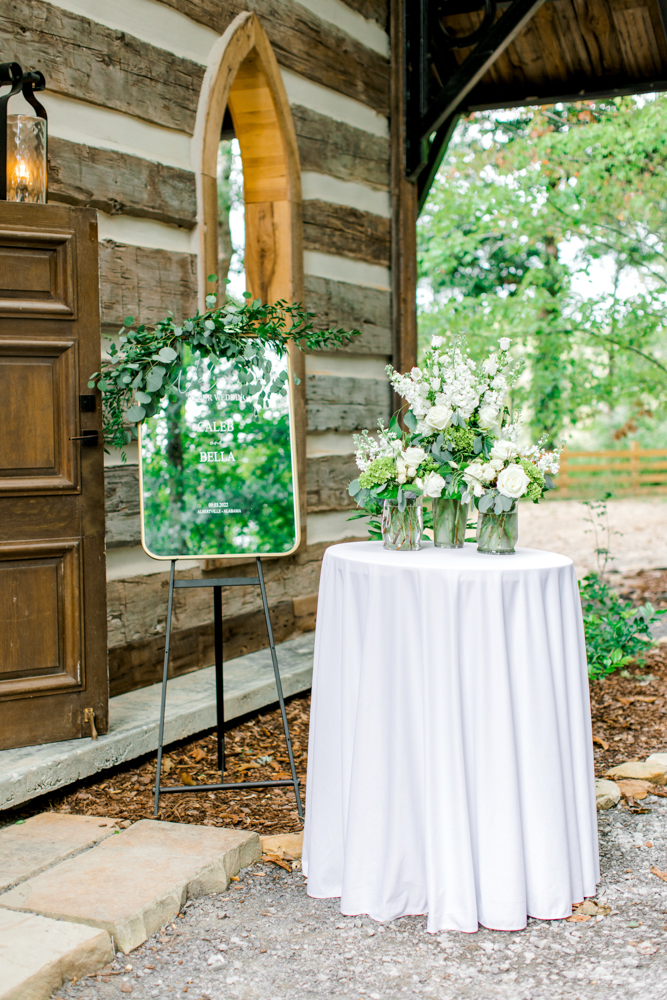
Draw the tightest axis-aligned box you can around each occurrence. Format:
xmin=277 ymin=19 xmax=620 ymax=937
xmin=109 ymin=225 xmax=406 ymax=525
xmin=83 ymin=707 xmax=98 ymax=740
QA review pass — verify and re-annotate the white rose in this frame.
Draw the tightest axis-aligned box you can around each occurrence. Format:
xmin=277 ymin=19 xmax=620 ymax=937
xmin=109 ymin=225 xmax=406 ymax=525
xmin=490 ymin=439 xmax=518 ymax=462
xmin=499 ymin=337 xmax=511 ymax=351
xmin=397 ymin=472 xmax=407 ymax=484
xmin=489 ymin=458 xmax=505 ymax=472
xmin=416 ymin=472 xmax=446 ymax=498
xmin=473 ymin=482 xmax=485 ymax=497
xmin=424 ymin=404 xmax=453 ymax=432
xmin=481 ymin=462 xmax=499 ymax=483
xmin=463 ymin=461 xmax=486 ymax=485
xmin=496 ymin=463 xmax=530 ymax=499
xmin=402 ymin=446 xmax=426 ymax=467
xmin=478 ymin=404 xmax=499 ymax=430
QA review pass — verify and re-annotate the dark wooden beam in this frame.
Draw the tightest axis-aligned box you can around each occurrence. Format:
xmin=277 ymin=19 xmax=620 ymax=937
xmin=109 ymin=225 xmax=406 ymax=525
xmin=466 ymin=77 xmax=667 ymax=112
xmin=417 ymin=111 xmax=459 ymax=213
xmin=420 ymin=0 xmax=548 ymax=141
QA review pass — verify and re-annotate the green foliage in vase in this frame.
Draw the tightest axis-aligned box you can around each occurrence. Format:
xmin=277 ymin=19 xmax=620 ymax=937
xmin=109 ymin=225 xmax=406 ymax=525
xmin=88 ymin=293 xmax=359 ymax=455
xmin=579 ymin=573 xmax=663 ymax=681
xmin=418 ymin=96 xmax=667 ymax=447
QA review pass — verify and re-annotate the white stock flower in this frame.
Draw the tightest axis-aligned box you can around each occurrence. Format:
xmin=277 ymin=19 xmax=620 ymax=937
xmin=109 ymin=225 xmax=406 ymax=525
xmin=496 ymin=463 xmax=529 ymax=499
xmin=482 ymin=353 xmax=498 ymax=376
xmin=416 ymin=472 xmax=446 ymax=498
xmin=431 ymin=335 xmax=445 ymax=348
xmin=411 ymin=367 xmax=423 ymax=380
xmin=481 ymin=462 xmax=499 ymax=484
xmin=499 ymin=337 xmax=511 ymax=351
xmin=490 ymin=439 xmax=518 ymax=462
xmin=424 ymin=404 xmax=453 ymax=432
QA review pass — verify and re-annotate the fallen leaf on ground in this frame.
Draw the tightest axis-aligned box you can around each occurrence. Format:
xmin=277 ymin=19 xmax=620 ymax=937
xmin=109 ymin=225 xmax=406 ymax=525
xmin=180 ymin=772 xmax=195 ymax=786
xmin=650 ymin=866 xmax=667 ymax=883
xmin=567 ymin=914 xmax=591 ymax=922
xmin=634 ymin=940 xmax=658 ymax=955
xmin=190 ymin=747 xmax=207 ymax=762
xmin=161 ymin=759 xmax=174 ymax=774
xmin=262 ymin=852 xmax=292 ymax=872
xmin=593 ymin=736 xmax=609 ymax=750
xmin=572 ymin=900 xmax=611 ymax=917
xmin=648 ymin=785 xmax=667 ymax=798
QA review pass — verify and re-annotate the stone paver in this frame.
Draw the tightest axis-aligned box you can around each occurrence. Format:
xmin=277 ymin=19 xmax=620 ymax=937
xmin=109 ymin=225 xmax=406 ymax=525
xmin=606 ymin=761 xmax=667 ymax=784
xmin=0 ymin=820 xmax=260 ymax=953
xmin=260 ymin=832 xmax=303 ymax=858
xmin=596 ymin=779 xmax=621 ymax=810
xmin=0 ymin=813 xmax=119 ymax=892
xmin=53 ymin=797 xmax=667 ymax=1000
xmin=0 ymin=907 xmax=112 ymax=1000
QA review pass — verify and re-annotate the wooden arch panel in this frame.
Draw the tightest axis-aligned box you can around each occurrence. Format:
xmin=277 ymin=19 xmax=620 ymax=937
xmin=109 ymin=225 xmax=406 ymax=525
xmin=195 ymin=11 xmax=304 ymax=307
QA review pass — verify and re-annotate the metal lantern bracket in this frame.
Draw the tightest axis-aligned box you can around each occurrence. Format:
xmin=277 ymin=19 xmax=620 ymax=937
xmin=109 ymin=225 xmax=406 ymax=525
xmin=153 ymin=557 xmax=304 ymax=821
xmin=0 ymin=62 xmax=23 ymax=201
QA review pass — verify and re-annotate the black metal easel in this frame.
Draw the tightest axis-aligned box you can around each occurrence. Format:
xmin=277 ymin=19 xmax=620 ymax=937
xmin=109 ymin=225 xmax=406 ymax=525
xmin=153 ymin=557 xmax=303 ymax=819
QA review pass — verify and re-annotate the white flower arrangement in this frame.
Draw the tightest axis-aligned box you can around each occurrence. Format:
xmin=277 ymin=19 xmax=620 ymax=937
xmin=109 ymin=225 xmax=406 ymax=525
xmin=462 ymin=438 xmax=562 ymax=513
xmin=386 ymin=336 xmax=517 ymax=437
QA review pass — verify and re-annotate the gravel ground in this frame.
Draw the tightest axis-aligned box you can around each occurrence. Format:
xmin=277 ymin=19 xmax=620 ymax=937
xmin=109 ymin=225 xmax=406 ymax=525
xmin=55 ymin=799 xmax=667 ymax=1000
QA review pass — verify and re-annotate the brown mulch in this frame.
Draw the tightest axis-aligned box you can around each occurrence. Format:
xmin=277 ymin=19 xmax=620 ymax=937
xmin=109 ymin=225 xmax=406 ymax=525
xmin=590 ymin=568 xmax=667 ymax=776
xmin=5 ymin=694 xmax=310 ymax=835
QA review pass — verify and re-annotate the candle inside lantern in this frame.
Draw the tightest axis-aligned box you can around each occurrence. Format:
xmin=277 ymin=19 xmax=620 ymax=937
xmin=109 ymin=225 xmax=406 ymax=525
xmin=6 ymin=114 xmax=46 ymax=203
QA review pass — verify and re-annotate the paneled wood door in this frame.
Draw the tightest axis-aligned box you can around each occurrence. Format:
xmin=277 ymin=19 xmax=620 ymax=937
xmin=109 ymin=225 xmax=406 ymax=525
xmin=0 ymin=203 xmax=107 ymax=751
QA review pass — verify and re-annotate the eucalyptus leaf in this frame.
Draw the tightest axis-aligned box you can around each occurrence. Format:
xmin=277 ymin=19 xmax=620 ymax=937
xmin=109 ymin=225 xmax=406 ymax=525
xmin=155 ymin=347 xmax=178 ymax=363
xmin=146 ymin=373 xmax=164 ymax=392
xmin=403 ymin=409 xmax=418 ymax=432
xmin=478 ymin=493 xmax=496 ymax=513
xmin=125 ymin=404 xmax=146 ymax=423
xmin=494 ymin=497 xmax=504 ymax=515
xmin=498 ymin=492 xmax=515 ymax=511
xmin=473 ymin=435 xmax=483 ymax=454
xmin=348 ymin=478 xmax=360 ymax=496
xmin=544 ymin=474 xmax=555 ymax=490
xmin=135 ymin=391 xmax=152 ymax=404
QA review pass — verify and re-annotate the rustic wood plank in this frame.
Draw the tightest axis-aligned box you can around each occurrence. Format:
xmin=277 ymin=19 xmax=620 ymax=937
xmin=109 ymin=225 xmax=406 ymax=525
xmin=307 ymin=454 xmax=358 ymax=511
xmin=157 ymin=0 xmax=389 ymax=113
xmin=303 ymin=275 xmax=391 ymax=355
xmin=2 ymin=0 xmax=204 ymax=133
xmin=339 ymin=0 xmax=388 ymax=29
xmin=47 ymin=138 xmax=197 ymax=229
xmin=306 ymin=373 xmax=391 ymax=431
xmin=293 ymin=105 xmax=389 ymax=189
xmin=303 ymin=200 xmax=390 ymax=266
xmin=105 ymin=465 xmax=141 ymax=549
xmin=99 ymin=242 xmax=198 ymax=328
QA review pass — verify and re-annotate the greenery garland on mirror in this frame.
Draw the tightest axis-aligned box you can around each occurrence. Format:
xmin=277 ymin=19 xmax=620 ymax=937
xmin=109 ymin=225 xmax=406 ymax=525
xmin=88 ymin=289 xmax=360 ymax=455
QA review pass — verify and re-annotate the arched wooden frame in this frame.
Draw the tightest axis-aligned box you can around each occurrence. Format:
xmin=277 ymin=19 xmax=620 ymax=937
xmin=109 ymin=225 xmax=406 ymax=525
xmin=194 ymin=12 xmax=307 ymax=542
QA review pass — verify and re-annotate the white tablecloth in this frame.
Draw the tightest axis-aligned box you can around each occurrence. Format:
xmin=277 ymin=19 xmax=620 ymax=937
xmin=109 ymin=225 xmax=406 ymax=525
xmin=303 ymin=541 xmax=599 ymax=933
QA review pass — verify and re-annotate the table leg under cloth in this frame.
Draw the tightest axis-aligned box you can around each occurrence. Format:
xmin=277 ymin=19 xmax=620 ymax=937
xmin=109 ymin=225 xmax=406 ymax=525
xmin=302 ymin=541 xmax=600 ymax=933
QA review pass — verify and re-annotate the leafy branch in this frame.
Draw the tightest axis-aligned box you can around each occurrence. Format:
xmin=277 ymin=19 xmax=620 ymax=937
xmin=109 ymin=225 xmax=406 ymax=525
xmin=89 ymin=291 xmax=359 ymax=454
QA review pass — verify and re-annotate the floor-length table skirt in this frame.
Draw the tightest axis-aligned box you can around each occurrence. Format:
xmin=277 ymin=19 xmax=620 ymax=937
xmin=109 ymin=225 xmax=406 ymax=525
xmin=302 ymin=542 xmax=599 ymax=932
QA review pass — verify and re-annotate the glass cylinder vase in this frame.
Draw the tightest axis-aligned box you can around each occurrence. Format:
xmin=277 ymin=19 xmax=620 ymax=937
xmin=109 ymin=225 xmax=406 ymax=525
xmin=476 ymin=506 xmax=519 ymax=554
xmin=381 ymin=497 xmax=423 ymax=551
xmin=432 ymin=496 xmax=469 ymax=549
xmin=7 ymin=114 xmax=47 ymax=203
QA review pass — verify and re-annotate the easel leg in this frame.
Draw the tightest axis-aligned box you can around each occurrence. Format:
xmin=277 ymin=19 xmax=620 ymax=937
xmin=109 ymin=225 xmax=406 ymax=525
xmin=256 ymin=557 xmax=304 ymax=821
xmin=214 ymin=584 xmax=225 ymax=774
xmin=154 ymin=560 xmax=176 ymax=818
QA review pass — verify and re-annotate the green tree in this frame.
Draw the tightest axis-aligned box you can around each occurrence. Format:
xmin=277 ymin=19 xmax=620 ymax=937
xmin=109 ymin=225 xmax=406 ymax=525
xmin=418 ymin=96 xmax=667 ymax=447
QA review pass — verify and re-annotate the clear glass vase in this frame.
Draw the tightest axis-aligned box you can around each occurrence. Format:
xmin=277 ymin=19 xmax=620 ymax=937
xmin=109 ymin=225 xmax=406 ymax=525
xmin=432 ymin=496 xmax=469 ymax=549
xmin=476 ymin=506 xmax=519 ymax=554
xmin=381 ymin=497 xmax=423 ymax=551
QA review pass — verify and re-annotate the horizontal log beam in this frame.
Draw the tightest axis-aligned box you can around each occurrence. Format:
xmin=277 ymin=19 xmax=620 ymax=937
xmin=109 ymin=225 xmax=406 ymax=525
xmin=48 ymin=138 xmax=197 ymax=229
xmin=307 ymin=453 xmax=358 ymax=512
xmin=306 ymin=373 xmax=391 ymax=431
xmin=293 ymin=105 xmax=389 ymax=189
xmin=3 ymin=0 xmax=204 ymax=133
xmin=158 ymin=0 xmax=389 ymax=113
xmin=303 ymin=275 xmax=391 ymax=356
xmin=99 ymin=242 xmax=198 ymax=328
xmin=339 ymin=0 xmax=388 ymax=29
xmin=303 ymin=201 xmax=391 ymax=267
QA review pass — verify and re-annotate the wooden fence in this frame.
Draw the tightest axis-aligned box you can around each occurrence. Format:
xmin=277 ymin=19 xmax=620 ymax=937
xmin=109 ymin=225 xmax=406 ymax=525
xmin=553 ymin=442 xmax=667 ymax=498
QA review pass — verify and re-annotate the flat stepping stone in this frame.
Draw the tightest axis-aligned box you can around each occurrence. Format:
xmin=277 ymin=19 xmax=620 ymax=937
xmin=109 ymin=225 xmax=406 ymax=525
xmin=0 ymin=813 xmax=119 ymax=892
xmin=0 ymin=820 xmax=260 ymax=954
xmin=0 ymin=907 xmax=112 ymax=1000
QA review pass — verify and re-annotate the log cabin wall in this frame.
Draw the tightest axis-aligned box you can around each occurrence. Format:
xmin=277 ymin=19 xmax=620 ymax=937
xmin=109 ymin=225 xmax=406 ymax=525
xmin=3 ymin=0 xmax=393 ymax=695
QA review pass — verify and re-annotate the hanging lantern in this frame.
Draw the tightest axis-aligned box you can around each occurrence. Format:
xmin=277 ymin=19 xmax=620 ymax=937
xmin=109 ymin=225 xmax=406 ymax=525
xmin=0 ymin=64 xmax=48 ymax=203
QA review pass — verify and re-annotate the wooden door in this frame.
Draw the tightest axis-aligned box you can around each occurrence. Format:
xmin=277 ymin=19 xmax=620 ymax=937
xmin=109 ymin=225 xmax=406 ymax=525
xmin=0 ymin=203 xmax=107 ymax=751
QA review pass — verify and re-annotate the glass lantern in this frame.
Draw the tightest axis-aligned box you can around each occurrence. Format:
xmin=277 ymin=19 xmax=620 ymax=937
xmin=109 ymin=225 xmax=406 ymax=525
xmin=6 ymin=114 xmax=47 ymax=203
